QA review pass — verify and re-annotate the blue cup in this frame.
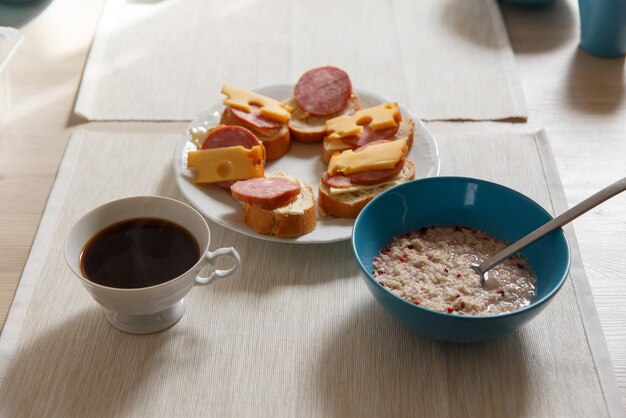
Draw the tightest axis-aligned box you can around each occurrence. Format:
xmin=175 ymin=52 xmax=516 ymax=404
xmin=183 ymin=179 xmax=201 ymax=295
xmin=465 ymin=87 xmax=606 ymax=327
xmin=579 ymin=0 xmax=626 ymax=58
xmin=502 ymin=0 xmax=556 ymax=6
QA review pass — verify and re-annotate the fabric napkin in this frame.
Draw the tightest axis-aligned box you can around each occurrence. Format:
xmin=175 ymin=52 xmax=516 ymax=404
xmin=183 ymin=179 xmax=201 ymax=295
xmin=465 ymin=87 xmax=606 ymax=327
xmin=0 ymin=127 xmax=622 ymax=417
xmin=75 ymin=0 xmax=527 ymax=122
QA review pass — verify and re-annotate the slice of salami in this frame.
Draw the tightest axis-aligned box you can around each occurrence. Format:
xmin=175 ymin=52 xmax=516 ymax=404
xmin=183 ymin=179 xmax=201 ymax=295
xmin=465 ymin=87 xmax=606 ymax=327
xmin=341 ymin=125 xmax=399 ymax=148
xmin=322 ymin=172 xmax=353 ymax=189
xmin=294 ymin=66 xmax=352 ymax=116
xmin=228 ymin=105 xmax=282 ymax=130
xmin=347 ymin=158 xmax=405 ymax=186
xmin=231 ymin=177 xmax=301 ymax=210
xmin=354 ymin=139 xmax=393 ymax=152
xmin=201 ymin=125 xmax=261 ymax=150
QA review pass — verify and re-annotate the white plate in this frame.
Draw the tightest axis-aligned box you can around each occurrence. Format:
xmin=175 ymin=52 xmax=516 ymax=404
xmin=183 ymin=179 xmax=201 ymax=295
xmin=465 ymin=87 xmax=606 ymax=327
xmin=173 ymin=85 xmax=440 ymax=244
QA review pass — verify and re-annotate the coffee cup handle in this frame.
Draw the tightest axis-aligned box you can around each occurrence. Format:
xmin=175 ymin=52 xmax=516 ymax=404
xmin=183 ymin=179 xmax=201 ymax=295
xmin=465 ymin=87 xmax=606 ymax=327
xmin=195 ymin=247 xmax=241 ymax=286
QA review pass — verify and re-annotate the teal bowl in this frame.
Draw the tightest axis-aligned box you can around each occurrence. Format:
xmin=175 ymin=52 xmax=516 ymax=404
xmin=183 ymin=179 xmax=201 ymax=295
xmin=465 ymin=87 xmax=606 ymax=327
xmin=352 ymin=177 xmax=570 ymax=343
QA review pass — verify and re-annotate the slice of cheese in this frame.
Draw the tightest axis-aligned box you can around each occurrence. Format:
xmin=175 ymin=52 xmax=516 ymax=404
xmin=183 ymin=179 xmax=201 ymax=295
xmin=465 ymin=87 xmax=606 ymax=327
xmin=187 ymin=145 xmax=265 ymax=183
xmin=327 ymin=139 xmax=407 ymax=175
xmin=330 ymin=174 xmax=402 ymax=195
xmin=221 ymin=85 xmax=291 ymax=123
xmin=324 ymin=136 xmax=352 ymax=153
xmin=325 ymin=103 xmax=401 ymax=140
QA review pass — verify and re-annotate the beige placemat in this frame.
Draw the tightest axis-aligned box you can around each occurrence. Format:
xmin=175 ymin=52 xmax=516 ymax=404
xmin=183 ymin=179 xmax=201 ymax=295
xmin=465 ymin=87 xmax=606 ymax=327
xmin=1 ymin=128 xmax=622 ymax=417
xmin=74 ymin=0 xmax=527 ymax=122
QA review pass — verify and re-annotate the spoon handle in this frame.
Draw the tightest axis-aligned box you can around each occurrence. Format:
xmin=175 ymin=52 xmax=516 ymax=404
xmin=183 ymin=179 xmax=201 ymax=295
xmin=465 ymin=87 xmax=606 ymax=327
xmin=478 ymin=177 xmax=626 ymax=274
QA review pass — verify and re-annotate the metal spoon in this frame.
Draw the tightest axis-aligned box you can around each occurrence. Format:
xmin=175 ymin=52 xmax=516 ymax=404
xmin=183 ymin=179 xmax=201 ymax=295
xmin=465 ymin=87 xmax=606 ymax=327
xmin=474 ymin=177 xmax=626 ymax=289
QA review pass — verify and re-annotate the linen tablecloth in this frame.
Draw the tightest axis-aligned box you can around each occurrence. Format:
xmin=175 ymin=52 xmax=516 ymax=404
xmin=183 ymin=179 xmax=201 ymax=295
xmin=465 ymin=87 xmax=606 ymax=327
xmin=0 ymin=126 xmax=622 ymax=417
xmin=74 ymin=0 xmax=527 ymax=122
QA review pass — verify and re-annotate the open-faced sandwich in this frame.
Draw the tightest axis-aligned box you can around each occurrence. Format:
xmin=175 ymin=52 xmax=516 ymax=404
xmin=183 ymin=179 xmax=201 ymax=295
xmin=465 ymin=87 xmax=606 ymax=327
xmin=231 ymin=172 xmax=317 ymax=238
xmin=186 ymin=124 xmax=266 ymax=187
xmin=284 ymin=66 xmax=361 ymax=144
xmin=220 ymin=85 xmax=291 ymax=161
xmin=322 ymin=102 xmax=414 ymax=163
xmin=185 ymin=74 xmax=424 ymax=237
xmin=318 ymin=139 xmax=416 ymax=218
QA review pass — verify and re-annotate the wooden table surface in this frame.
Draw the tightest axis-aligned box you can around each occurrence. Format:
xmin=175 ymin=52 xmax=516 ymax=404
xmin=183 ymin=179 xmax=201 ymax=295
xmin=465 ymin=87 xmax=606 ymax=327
xmin=1 ymin=0 xmax=624 ymax=409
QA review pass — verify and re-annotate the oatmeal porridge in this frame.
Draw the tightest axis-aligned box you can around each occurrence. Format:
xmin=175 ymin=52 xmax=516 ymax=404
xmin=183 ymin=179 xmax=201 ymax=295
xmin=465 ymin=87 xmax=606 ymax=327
xmin=372 ymin=226 xmax=536 ymax=315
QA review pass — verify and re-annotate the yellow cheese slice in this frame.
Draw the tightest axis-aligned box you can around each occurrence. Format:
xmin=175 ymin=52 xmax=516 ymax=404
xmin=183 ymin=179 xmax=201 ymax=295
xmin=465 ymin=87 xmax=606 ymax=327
xmin=221 ymin=85 xmax=291 ymax=123
xmin=325 ymin=103 xmax=401 ymax=140
xmin=187 ymin=145 xmax=265 ymax=183
xmin=324 ymin=136 xmax=352 ymax=153
xmin=327 ymin=139 xmax=407 ymax=175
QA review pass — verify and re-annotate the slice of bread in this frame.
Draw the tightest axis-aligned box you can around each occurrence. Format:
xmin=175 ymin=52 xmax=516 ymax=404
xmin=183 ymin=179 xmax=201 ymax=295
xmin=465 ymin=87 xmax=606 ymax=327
xmin=285 ymin=94 xmax=361 ymax=144
xmin=241 ymin=172 xmax=317 ymax=237
xmin=220 ymin=108 xmax=290 ymax=161
xmin=318 ymin=160 xmax=416 ymax=218
xmin=322 ymin=116 xmax=415 ymax=164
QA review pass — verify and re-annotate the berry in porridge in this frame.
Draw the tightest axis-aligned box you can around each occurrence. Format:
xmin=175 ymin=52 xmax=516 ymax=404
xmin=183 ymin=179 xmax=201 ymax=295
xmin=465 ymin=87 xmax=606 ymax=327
xmin=372 ymin=226 xmax=536 ymax=316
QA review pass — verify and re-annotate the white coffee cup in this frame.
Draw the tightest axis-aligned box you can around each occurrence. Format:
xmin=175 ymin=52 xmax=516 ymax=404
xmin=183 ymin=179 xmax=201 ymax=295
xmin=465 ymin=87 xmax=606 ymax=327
xmin=64 ymin=195 xmax=241 ymax=334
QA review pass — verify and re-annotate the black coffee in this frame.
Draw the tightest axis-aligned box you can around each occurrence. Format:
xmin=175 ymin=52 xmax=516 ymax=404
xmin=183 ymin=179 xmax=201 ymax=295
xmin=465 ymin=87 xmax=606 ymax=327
xmin=80 ymin=218 xmax=200 ymax=289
